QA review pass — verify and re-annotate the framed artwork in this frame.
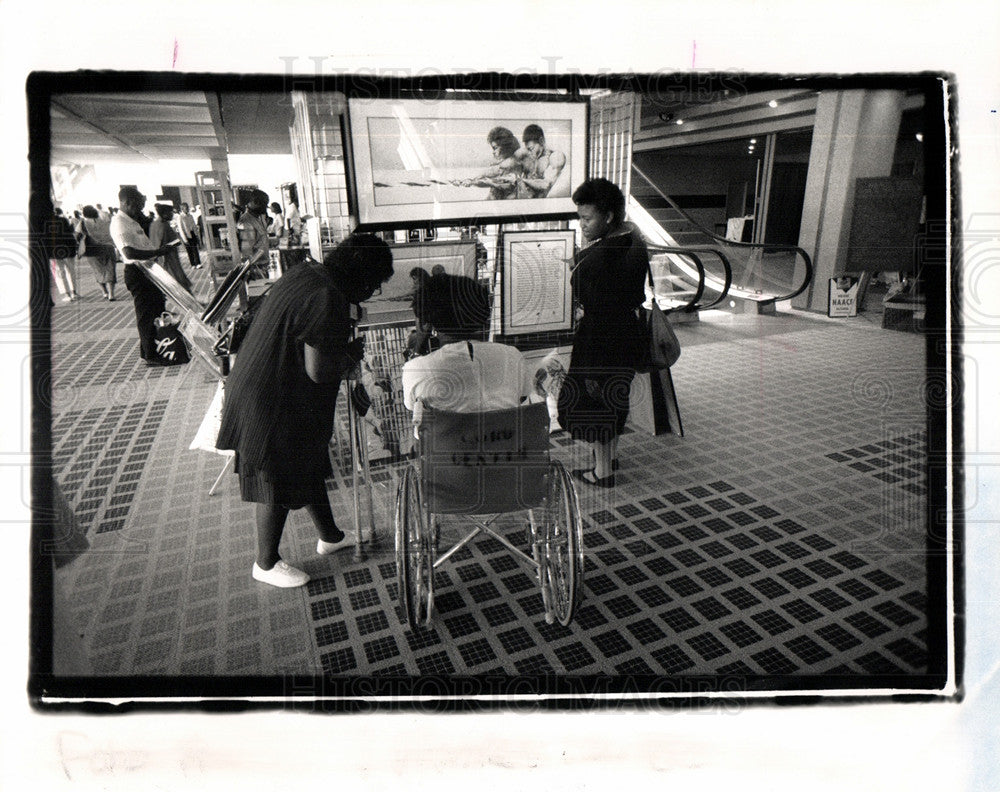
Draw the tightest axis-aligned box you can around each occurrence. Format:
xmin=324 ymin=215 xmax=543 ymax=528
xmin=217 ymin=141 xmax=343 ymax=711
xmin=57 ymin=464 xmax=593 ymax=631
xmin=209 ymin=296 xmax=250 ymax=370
xmin=500 ymin=229 xmax=575 ymax=335
xmin=344 ymin=95 xmax=588 ymax=229
xmin=359 ymin=240 xmax=478 ymax=326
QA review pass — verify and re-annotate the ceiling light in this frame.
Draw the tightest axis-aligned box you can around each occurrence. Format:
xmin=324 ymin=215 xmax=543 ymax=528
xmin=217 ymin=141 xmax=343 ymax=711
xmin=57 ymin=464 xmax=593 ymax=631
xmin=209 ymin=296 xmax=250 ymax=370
xmin=768 ymin=100 xmax=778 ymax=108
xmin=675 ymin=119 xmax=684 ymax=125
xmin=915 ymin=133 xmax=924 ymax=142
xmin=750 ymin=138 xmax=757 ymax=144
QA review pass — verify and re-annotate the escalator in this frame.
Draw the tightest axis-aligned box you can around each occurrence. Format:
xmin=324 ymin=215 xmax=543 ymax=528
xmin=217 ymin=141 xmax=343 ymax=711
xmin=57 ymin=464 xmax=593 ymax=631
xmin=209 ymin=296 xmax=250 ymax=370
xmin=630 ymin=163 xmax=813 ymax=312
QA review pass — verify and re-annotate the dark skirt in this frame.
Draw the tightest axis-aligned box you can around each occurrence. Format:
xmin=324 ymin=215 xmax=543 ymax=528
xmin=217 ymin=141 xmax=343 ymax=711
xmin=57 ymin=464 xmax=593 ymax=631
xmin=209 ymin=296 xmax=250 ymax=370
xmin=234 ymin=453 xmax=330 ymax=509
xmin=556 ymin=367 xmax=635 ymax=444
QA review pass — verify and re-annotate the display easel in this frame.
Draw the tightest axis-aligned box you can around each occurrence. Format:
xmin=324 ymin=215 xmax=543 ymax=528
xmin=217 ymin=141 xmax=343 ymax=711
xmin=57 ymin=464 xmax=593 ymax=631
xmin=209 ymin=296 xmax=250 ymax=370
xmin=136 ymin=257 xmax=254 ymax=495
xmin=136 ymin=256 xmax=253 ymax=380
xmin=194 ymin=171 xmax=243 ymax=291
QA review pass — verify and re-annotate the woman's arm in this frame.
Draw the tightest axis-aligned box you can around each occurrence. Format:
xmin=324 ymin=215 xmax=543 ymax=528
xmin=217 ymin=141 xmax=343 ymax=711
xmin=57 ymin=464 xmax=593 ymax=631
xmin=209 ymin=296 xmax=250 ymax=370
xmin=304 ymin=337 xmax=365 ymax=384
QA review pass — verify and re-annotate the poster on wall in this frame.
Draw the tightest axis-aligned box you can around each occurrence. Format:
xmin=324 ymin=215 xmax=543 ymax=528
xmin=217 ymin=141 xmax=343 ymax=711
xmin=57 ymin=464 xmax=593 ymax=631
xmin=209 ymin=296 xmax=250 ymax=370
xmin=344 ymin=96 xmax=588 ymax=229
xmin=500 ymin=230 xmax=575 ymax=335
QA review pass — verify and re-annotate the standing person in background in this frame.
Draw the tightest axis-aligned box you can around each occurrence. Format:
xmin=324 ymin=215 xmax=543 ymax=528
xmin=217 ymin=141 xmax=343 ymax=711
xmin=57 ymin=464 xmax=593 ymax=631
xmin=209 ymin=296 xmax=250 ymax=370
xmin=192 ymin=204 xmax=204 ymax=246
xmin=109 ymin=186 xmax=172 ymax=366
xmin=216 ymin=234 xmax=394 ymax=588
xmin=237 ymin=189 xmax=274 ymax=278
xmin=557 ymin=178 xmax=649 ymax=488
xmin=149 ymin=204 xmax=193 ymax=292
xmin=269 ymin=202 xmax=285 ymax=240
xmin=285 ymin=201 xmax=303 ymax=240
xmin=51 ymin=208 xmax=79 ymax=301
xmin=40 ymin=205 xmax=80 ymax=303
xmin=176 ymin=202 xmax=202 ymax=269
xmin=96 ymin=204 xmax=111 ymax=222
xmin=77 ymin=205 xmax=118 ymax=301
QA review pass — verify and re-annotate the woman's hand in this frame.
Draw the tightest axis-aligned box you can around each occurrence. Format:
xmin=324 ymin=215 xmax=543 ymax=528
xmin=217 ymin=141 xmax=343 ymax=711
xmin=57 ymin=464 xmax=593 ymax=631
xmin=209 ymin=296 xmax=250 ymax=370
xmin=346 ymin=336 xmax=366 ymax=363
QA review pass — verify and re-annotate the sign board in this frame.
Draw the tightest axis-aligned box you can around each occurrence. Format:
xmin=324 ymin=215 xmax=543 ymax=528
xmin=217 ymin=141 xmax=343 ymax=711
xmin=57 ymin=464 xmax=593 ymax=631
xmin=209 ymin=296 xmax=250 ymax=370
xmin=828 ymin=276 xmax=860 ymax=317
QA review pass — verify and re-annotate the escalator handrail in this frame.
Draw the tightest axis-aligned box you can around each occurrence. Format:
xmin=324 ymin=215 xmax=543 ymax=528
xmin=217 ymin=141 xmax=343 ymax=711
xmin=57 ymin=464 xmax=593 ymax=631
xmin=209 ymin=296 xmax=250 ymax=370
xmin=632 ymin=162 xmax=814 ymax=304
xmin=645 ymin=247 xmax=705 ymax=313
xmin=647 ymin=244 xmax=733 ymax=311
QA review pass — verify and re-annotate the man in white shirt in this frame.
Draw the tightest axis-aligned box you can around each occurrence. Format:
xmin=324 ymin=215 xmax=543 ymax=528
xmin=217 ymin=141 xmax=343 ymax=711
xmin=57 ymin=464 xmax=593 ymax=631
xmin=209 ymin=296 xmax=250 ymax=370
xmin=176 ymin=202 xmax=202 ymax=269
xmin=109 ymin=186 xmax=171 ymax=365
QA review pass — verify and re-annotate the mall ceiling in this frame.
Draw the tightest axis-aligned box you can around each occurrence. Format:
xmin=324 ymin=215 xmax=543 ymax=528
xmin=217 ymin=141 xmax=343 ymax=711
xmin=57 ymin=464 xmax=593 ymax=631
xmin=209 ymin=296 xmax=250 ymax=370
xmin=48 ymin=87 xmax=925 ymax=168
xmin=49 ymin=91 xmax=295 ymax=167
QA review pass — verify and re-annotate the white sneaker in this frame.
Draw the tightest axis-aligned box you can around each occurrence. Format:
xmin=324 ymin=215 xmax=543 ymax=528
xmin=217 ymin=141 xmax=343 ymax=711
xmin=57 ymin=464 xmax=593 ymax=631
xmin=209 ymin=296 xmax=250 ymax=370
xmin=316 ymin=531 xmax=357 ymax=555
xmin=252 ymin=560 xmax=310 ymax=588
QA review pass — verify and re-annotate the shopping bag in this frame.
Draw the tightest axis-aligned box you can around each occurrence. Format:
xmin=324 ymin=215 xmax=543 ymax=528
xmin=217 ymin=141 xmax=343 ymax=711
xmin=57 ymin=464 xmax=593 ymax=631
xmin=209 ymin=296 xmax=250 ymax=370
xmin=152 ymin=312 xmax=190 ymax=365
xmin=648 ymin=300 xmax=681 ymax=369
xmin=636 ymin=301 xmax=680 ymax=373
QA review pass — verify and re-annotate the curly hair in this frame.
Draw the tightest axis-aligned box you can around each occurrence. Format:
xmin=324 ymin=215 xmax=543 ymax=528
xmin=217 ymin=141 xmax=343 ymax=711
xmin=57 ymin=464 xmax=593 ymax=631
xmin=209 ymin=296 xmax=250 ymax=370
xmin=410 ymin=268 xmax=491 ymax=334
xmin=324 ymin=233 xmax=394 ymax=295
xmin=571 ymin=178 xmax=627 ymax=227
xmin=486 ymin=126 xmax=520 ymax=159
xmin=522 ymin=124 xmax=545 ymax=145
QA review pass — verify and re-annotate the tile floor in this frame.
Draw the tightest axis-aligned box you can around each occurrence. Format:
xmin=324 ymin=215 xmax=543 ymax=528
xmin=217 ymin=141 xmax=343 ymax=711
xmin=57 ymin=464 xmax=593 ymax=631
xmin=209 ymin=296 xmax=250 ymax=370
xmin=45 ymin=259 xmax=936 ymax=694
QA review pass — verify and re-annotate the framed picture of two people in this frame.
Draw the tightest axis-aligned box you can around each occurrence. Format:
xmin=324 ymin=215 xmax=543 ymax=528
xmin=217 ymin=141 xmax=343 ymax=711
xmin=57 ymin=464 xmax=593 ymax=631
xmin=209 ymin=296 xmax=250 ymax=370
xmin=344 ymin=95 xmax=588 ymax=229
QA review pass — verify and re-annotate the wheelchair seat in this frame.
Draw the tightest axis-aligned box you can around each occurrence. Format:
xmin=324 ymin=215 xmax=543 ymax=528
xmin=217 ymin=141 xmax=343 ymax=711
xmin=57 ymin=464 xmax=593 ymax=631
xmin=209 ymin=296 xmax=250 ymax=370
xmin=395 ymin=399 xmax=583 ymax=630
xmin=417 ymin=400 xmax=550 ymax=514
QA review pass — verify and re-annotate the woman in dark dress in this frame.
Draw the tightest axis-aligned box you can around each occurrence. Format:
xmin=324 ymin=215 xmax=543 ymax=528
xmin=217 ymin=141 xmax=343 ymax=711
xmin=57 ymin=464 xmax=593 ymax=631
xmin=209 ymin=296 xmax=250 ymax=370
xmin=557 ymin=178 xmax=649 ymax=488
xmin=217 ymin=234 xmax=393 ymax=587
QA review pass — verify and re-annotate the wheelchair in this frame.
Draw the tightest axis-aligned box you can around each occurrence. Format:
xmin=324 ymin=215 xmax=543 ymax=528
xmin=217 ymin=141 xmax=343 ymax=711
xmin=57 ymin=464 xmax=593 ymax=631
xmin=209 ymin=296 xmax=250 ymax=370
xmin=394 ymin=400 xmax=584 ymax=631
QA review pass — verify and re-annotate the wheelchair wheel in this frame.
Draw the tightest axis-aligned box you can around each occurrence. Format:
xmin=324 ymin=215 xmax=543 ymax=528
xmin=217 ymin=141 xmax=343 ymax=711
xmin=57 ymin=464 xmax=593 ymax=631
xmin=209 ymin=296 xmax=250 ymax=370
xmin=537 ymin=460 xmax=584 ymax=626
xmin=395 ymin=464 xmax=434 ymax=630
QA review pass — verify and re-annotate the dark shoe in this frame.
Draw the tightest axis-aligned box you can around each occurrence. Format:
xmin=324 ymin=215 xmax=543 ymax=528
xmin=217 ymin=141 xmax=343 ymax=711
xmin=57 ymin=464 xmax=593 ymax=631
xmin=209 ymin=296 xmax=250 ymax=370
xmin=572 ymin=468 xmax=616 ymax=488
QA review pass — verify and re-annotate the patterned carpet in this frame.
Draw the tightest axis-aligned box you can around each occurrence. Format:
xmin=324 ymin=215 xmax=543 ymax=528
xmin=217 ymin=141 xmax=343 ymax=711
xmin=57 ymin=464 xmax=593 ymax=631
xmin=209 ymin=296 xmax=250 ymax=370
xmin=45 ymin=259 xmax=935 ymax=694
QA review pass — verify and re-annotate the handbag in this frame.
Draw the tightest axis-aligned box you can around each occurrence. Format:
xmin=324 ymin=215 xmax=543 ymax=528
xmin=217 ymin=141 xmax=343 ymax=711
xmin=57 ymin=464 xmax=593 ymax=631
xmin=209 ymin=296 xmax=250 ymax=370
xmin=152 ymin=312 xmax=191 ymax=366
xmin=636 ymin=264 xmax=681 ymax=372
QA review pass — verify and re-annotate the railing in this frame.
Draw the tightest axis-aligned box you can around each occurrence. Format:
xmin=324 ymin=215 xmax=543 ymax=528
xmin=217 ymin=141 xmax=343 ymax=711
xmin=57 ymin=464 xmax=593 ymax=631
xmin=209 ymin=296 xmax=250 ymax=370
xmin=632 ymin=163 xmax=813 ymax=305
xmin=646 ymin=245 xmax=734 ymax=312
xmin=630 ymin=200 xmax=734 ymax=310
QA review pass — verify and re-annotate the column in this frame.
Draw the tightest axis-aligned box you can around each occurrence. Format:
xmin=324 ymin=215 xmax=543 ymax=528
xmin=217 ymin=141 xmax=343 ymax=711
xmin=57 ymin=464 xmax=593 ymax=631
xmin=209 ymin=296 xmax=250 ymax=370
xmin=793 ymin=90 xmax=904 ymax=311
